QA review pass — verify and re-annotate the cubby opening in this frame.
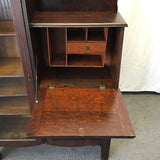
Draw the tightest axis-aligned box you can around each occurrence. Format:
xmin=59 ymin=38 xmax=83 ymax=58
xmin=39 ymin=27 xmax=108 ymax=68
xmin=67 ymin=28 xmax=86 ymax=41
xmin=47 ymin=28 xmax=66 ymax=66
xmin=88 ymin=28 xmax=107 ymax=41
xmin=68 ymin=54 xmax=104 ymax=67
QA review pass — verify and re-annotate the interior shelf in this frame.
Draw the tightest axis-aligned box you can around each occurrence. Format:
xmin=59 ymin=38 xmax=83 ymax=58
xmin=0 ymin=96 xmax=30 ymax=115
xmin=0 ymin=77 xmax=27 ymax=97
xmin=0 ymin=115 xmax=30 ymax=139
xmin=0 ymin=21 xmax=16 ymax=36
xmin=0 ymin=36 xmax=20 ymax=57
xmin=30 ymin=12 xmax=127 ymax=27
xmin=68 ymin=54 xmax=104 ymax=67
xmin=0 ymin=57 xmax=23 ymax=77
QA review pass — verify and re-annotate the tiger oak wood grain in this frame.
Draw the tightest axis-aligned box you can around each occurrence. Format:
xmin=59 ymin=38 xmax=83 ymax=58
xmin=27 ymin=88 xmax=135 ymax=138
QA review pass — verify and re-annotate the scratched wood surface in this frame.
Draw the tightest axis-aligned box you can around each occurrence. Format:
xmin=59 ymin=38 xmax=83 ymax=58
xmin=27 ymin=88 xmax=135 ymax=138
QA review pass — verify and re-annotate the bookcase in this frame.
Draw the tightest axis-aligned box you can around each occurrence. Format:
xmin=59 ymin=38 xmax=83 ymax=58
xmin=0 ymin=0 xmax=31 ymax=141
xmin=0 ymin=0 xmax=135 ymax=159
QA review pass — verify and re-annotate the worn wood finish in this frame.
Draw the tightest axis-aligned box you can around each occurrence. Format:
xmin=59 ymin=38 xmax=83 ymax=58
xmin=0 ymin=115 xmax=30 ymax=139
xmin=0 ymin=0 xmax=12 ymax=21
xmin=0 ymin=36 xmax=20 ymax=57
xmin=0 ymin=21 xmax=15 ymax=36
xmin=67 ymin=42 xmax=106 ymax=54
xmin=0 ymin=58 xmax=23 ymax=77
xmin=0 ymin=77 xmax=26 ymax=97
xmin=39 ymin=67 xmax=114 ymax=89
xmin=10 ymin=0 xmax=36 ymax=109
xmin=27 ymin=88 xmax=135 ymax=138
xmin=30 ymin=12 xmax=127 ymax=28
xmin=39 ymin=0 xmax=117 ymax=12
xmin=0 ymin=96 xmax=30 ymax=115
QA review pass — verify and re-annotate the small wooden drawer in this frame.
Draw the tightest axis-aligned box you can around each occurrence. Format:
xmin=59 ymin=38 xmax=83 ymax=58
xmin=67 ymin=42 xmax=106 ymax=54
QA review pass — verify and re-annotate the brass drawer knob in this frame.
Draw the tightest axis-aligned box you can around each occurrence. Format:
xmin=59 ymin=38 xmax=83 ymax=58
xmin=84 ymin=46 xmax=89 ymax=50
xmin=78 ymin=127 xmax=85 ymax=136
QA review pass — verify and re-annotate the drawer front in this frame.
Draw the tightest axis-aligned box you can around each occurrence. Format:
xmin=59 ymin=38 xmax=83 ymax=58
xmin=67 ymin=42 xmax=106 ymax=54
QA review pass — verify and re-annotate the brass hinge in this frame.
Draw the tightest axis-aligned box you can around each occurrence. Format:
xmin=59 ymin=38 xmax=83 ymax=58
xmin=48 ymin=86 xmax=55 ymax=91
xmin=99 ymin=85 xmax=106 ymax=91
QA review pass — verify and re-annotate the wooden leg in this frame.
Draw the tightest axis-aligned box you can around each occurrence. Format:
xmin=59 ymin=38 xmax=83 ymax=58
xmin=0 ymin=152 xmax=2 ymax=160
xmin=100 ymin=138 xmax=111 ymax=160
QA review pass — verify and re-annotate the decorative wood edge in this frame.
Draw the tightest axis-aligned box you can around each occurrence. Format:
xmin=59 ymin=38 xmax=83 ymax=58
xmin=30 ymin=23 xmax=128 ymax=28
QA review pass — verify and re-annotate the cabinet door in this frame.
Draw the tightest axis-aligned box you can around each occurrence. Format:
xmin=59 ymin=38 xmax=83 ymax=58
xmin=27 ymin=88 xmax=135 ymax=138
xmin=10 ymin=0 xmax=37 ymax=109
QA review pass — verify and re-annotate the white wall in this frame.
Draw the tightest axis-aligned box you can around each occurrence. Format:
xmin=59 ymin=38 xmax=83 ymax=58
xmin=118 ymin=0 xmax=160 ymax=93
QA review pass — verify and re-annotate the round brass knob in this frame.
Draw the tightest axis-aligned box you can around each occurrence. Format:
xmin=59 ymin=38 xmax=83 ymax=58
xmin=84 ymin=46 xmax=89 ymax=50
xmin=78 ymin=128 xmax=85 ymax=136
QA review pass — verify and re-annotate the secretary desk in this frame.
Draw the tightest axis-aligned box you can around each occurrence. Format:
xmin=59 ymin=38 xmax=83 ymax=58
xmin=0 ymin=0 xmax=135 ymax=159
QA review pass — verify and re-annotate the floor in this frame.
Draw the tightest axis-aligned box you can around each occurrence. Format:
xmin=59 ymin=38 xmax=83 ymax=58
xmin=0 ymin=93 xmax=160 ymax=160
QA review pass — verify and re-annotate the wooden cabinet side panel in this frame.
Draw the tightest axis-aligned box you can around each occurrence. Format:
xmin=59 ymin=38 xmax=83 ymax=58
xmin=110 ymin=27 xmax=124 ymax=88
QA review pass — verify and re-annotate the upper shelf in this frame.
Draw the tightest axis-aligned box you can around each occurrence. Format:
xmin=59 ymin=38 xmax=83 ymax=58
xmin=30 ymin=12 xmax=127 ymax=28
xmin=0 ymin=21 xmax=16 ymax=36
